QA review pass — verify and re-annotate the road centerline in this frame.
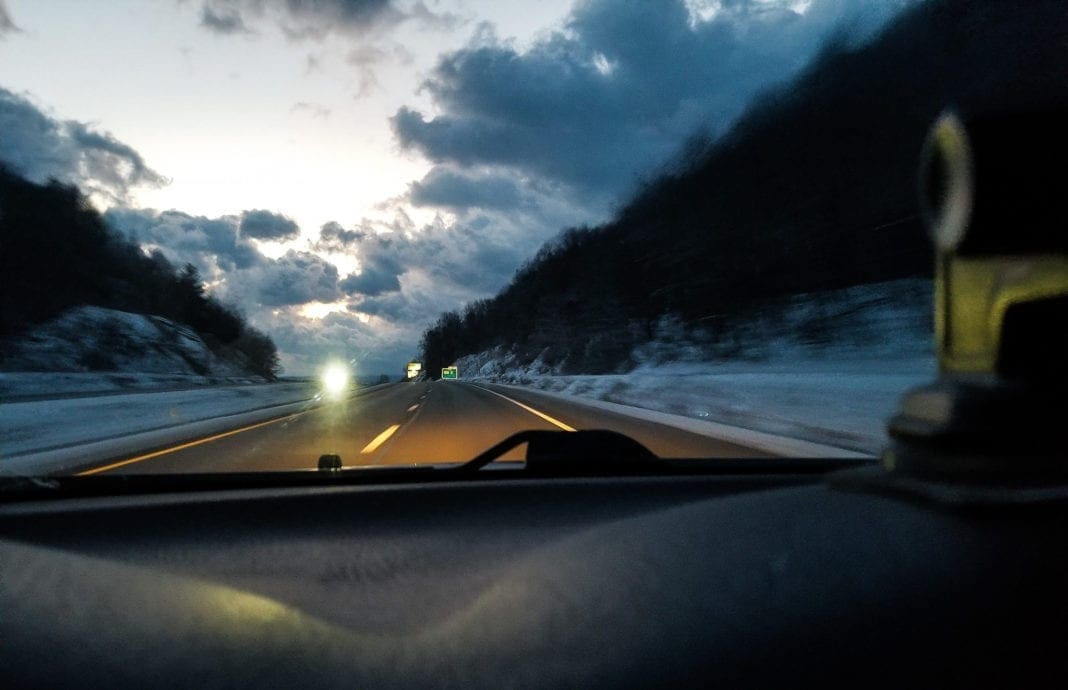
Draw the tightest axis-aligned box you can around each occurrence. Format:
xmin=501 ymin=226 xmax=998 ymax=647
xmin=468 ymin=384 xmax=576 ymax=432
xmin=361 ymin=424 xmax=401 ymax=454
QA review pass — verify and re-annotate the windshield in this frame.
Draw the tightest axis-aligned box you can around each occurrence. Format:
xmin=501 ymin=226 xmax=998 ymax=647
xmin=1 ymin=0 xmax=1057 ymax=476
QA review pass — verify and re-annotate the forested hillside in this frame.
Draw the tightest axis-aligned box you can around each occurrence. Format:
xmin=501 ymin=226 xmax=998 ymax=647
xmin=0 ymin=167 xmax=280 ymax=378
xmin=421 ymin=0 xmax=1067 ymax=375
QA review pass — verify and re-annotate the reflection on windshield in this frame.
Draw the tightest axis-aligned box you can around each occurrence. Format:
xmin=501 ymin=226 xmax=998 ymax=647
xmin=1 ymin=0 xmax=1061 ymax=475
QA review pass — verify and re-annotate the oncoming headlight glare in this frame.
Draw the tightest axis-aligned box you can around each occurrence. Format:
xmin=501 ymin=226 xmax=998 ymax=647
xmin=320 ymin=362 xmax=350 ymax=398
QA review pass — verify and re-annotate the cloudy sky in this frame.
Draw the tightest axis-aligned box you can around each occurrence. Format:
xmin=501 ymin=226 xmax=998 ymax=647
xmin=0 ymin=0 xmax=916 ymax=374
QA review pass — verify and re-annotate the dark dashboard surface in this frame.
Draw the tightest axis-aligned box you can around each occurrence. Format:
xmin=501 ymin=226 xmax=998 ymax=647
xmin=2 ymin=469 xmax=1066 ymax=688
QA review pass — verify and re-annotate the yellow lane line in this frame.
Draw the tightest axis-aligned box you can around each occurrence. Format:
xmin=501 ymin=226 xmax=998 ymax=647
xmin=361 ymin=424 xmax=401 ymax=454
xmin=76 ymin=410 xmax=312 ymax=476
xmin=473 ymin=385 xmax=576 ymax=432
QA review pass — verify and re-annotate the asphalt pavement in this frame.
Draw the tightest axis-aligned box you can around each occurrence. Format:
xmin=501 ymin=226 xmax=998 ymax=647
xmin=82 ymin=381 xmax=771 ymax=474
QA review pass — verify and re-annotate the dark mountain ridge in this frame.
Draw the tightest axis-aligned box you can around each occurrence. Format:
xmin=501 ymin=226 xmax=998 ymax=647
xmin=420 ymin=0 xmax=1067 ymax=375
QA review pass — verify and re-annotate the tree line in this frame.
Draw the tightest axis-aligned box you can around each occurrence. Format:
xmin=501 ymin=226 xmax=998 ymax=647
xmin=421 ymin=0 xmax=1066 ymax=376
xmin=0 ymin=167 xmax=280 ymax=379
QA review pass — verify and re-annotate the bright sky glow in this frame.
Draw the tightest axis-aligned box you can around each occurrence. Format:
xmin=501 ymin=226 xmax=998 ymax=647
xmin=300 ymin=301 xmax=352 ymax=319
xmin=0 ymin=0 xmax=573 ymax=236
xmin=0 ymin=0 xmax=914 ymax=374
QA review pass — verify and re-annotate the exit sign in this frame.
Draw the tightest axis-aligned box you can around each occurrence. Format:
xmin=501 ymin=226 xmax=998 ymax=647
xmin=441 ymin=366 xmax=458 ymax=380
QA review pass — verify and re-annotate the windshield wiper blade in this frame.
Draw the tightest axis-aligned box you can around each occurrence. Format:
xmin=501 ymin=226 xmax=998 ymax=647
xmin=453 ymin=430 xmax=872 ymax=477
xmin=455 ymin=429 xmax=662 ymax=475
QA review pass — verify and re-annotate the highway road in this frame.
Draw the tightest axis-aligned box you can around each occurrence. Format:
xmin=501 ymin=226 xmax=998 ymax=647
xmin=77 ymin=381 xmax=771 ymax=475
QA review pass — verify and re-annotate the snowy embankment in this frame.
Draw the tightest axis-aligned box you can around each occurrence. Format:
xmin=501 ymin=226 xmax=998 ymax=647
xmin=1 ymin=306 xmax=254 ymax=378
xmin=0 ymin=381 xmax=323 ymax=475
xmin=0 ymin=371 xmax=268 ymax=400
xmin=0 ymin=305 xmax=270 ymax=401
xmin=0 ymin=305 xmax=326 ymax=474
xmin=457 ymin=279 xmax=935 ymax=455
xmin=467 ymin=358 xmax=932 ymax=454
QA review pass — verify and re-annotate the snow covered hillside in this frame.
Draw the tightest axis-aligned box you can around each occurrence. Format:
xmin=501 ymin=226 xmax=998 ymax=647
xmin=456 ymin=279 xmax=934 ymax=454
xmin=0 ymin=306 xmax=266 ymax=396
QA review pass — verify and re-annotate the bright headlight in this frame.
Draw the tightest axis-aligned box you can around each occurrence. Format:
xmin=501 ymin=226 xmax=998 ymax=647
xmin=321 ymin=362 xmax=349 ymax=398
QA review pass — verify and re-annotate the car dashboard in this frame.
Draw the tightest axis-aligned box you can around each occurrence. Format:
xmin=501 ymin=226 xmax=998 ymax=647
xmin=2 ymin=464 xmax=1066 ymax=688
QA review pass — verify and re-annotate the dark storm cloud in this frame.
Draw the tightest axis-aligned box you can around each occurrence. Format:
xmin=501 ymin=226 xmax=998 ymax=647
xmin=107 ymin=204 xmax=416 ymax=372
xmin=105 ymin=208 xmax=264 ymax=274
xmin=339 ymin=261 xmax=401 ymax=296
xmin=352 ymin=286 xmax=438 ymax=322
xmin=194 ymin=0 xmax=454 ymax=40
xmin=392 ymin=0 xmax=916 ymax=198
xmin=66 ymin=122 xmax=168 ymax=196
xmin=348 ymin=292 xmax=399 ymax=317
xmin=109 ymin=204 xmax=545 ymax=371
xmin=318 ymin=220 xmax=366 ymax=248
xmin=408 ymin=166 xmax=525 ymax=211
xmin=200 ymin=5 xmax=251 ymax=34
xmin=0 ymin=1 xmax=17 ymax=36
xmin=239 ymin=209 xmax=301 ymax=240
xmin=333 ymin=230 xmax=406 ymax=297
xmin=107 ymin=208 xmax=338 ymax=310
xmin=250 ymin=249 xmax=341 ymax=305
xmin=0 ymin=87 xmax=166 ymax=202
xmin=322 ymin=209 xmax=538 ymax=323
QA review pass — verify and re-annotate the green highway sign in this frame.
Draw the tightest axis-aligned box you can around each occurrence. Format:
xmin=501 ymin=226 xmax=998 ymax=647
xmin=441 ymin=366 xmax=458 ymax=380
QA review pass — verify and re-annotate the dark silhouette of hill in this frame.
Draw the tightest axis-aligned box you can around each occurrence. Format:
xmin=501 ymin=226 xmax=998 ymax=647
xmin=0 ymin=167 xmax=280 ymax=379
xmin=421 ymin=0 xmax=1067 ymax=376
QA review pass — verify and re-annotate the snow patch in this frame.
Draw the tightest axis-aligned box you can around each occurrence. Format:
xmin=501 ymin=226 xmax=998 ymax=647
xmin=456 ymin=278 xmax=934 ymax=454
xmin=0 ymin=306 xmax=256 ymax=380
